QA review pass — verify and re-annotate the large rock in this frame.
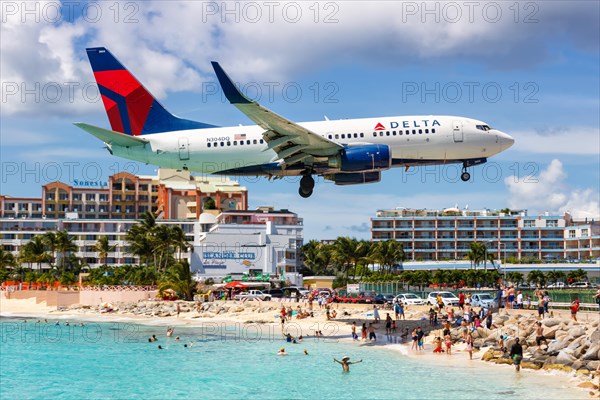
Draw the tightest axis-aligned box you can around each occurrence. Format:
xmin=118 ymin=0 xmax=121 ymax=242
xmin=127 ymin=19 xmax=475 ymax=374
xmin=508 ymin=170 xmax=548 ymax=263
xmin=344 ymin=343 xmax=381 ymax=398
xmin=578 ymin=382 xmax=599 ymax=390
xmin=590 ymin=329 xmax=600 ymax=344
xmin=568 ymin=326 xmax=586 ymax=340
xmin=543 ymin=363 xmax=574 ymax=373
xmin=521 ymin=361 xmax=543 ymax=370
xmin=567 ymin=335 xmax=586 ymax=350
xmin=493 ymin=357 xmax=513 ymax=365
xmin=582 ymin=345 xmax=600 ymax=361
xmin=542 ymin=325 xmax=560 ymax=339
xmin=586 ymin=360 xmax=600 ymax=370
xmin=556 ymin=349 xmax=576 ymax=365
xmin=542 ymin=318 xmax=562 ymax=327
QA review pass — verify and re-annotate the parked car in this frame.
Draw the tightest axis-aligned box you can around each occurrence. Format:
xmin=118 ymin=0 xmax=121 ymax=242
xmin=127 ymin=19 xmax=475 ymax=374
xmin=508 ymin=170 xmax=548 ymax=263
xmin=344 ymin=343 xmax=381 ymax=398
xmin=361 ymin=291 xmax=377 ymax=304
xmin=233 ymin=290 xmax=271 ymax=301
xmin=383 ymin=294 xmax=396 ymax=305
xmin=569 ymin=282 xmax=591 ymax=288
xmin=470 ymin=293 xmax=497 ymax=308
xmin=394 ymin=293 xmax=425 ymax=306
xmin=547 ymin=282 xmax=566 ymax=289
xmin=374 ymin=294 xmax=387 ymax=304
xmin=516 ymin=283 xmax=534 ymax=290
xmin=426 ymin=291 xmax=460 ymax=307
xmin=264 ymin=289 xmax=285 ymax=298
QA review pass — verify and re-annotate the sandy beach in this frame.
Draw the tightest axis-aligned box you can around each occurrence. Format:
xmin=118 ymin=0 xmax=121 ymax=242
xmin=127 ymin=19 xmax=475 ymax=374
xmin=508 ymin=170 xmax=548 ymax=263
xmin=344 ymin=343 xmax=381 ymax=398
xmin=1 ymin=296 xmax=598 ymax=397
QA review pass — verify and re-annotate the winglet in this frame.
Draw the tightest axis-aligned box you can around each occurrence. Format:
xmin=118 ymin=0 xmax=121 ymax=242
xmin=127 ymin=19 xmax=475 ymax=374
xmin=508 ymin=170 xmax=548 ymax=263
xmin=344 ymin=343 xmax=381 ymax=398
xmin=211 ymin=62 xmax=252 ymax=105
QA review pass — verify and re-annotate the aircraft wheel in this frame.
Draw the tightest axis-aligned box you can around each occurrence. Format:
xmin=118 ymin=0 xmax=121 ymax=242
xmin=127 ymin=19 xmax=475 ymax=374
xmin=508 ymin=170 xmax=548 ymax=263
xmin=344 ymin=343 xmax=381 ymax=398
xmin=461 ymin=171 xmax=471 ymax=182
xmin=300 ymin=174 xmax=315 ymax=191
xmin=299 ymin=187 xmax=313 ymax=198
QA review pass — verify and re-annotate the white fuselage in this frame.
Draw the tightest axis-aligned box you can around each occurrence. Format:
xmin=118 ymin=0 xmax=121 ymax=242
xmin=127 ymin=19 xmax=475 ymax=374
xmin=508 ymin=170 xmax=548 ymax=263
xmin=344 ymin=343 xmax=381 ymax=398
xmin=110 ymin=115 xmax=514 ymax=175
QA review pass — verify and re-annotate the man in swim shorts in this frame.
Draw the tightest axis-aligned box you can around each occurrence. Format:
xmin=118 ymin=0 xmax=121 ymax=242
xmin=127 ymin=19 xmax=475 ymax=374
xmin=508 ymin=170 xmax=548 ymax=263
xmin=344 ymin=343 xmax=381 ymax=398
xmin=509 ymin=338 xmax=523 ymax=372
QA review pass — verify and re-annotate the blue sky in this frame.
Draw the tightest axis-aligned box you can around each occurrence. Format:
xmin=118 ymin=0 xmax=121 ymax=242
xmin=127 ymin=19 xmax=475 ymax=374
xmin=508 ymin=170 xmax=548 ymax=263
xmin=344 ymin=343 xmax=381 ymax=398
xmin=1 ymin=1 xmax=599 ymax=240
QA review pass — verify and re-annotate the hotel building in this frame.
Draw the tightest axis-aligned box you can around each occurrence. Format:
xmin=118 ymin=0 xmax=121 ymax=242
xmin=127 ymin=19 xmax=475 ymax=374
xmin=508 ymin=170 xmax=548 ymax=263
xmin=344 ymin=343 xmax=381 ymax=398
xmin=1 ymin=169 xmax=248 ymax=220
xmin=0 ymin=207 xmax=303 ymax=278
xmin=371 ymin=207 xmax=597 ymax=262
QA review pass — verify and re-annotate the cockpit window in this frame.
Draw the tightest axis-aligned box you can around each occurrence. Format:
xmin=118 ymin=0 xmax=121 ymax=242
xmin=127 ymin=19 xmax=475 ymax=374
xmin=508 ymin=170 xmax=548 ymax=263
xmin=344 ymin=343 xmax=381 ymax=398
xmin=476 ymin=124 xmax=492 ymax=131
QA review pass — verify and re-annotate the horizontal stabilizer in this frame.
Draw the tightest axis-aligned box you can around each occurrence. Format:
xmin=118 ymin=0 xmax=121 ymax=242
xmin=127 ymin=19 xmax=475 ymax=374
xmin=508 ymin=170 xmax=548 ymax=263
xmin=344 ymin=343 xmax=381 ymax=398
xmin=74 ymin=123 xmax=148 ymax=147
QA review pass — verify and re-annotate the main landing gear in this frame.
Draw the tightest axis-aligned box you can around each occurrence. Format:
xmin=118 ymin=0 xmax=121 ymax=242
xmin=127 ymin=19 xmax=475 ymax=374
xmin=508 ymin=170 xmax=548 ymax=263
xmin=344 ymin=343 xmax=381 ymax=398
xmin=461 ymin=164 xmax=471 ymax=182
xmin=299 ymin=174 xmax=315 ymax=198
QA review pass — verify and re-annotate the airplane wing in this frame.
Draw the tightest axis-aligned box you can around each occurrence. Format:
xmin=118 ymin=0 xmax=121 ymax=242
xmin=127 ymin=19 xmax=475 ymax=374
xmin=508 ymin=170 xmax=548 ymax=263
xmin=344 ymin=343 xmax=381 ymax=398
xmin=211 ymin=62 xmax=342 ymax=169
xmin=74 ymin=123 xmax=148 ymax=147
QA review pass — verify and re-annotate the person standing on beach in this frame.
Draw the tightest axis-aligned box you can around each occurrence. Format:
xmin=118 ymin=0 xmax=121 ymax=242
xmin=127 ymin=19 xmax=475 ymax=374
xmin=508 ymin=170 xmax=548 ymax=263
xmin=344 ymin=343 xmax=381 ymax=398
xmin=411 ymin=328 xmax=418 ymax=350
xmin=394 ymin=301 xmax=401 ymax=320
xmin=333 ymin=356 xmax=362 ymax=373
xmin=416 ymin=327 xmax=425 ymax=351
xmin=368 ymin=323 xmax=377 ymax=341
xmin=465 ymin=333 xmax=473 ymax=360
xmin=444 ymin=333 xmax=452 ymax=355
xmin=535 ymin=321 xmax=547 ymax=350
xmin=570 ymin=300 xmax=580 ymax=321
xmin=507 ymin=286 xmax=515 ymax=309
xmin=458 ymin=292 xmax=465 ymax=311
xmin=361 ymin=323 xmax=368 ymax=341
xmin=177 ymin=303 xmax=181 ymax=318
xmin=385 ymin=314 xmax=392 ymax=335
xmin=537 ymin=294 xmax=545 ymax=319
xmin=509 ymin=338 xmax=523 ymax=372
xmin=351 ymin=322 xmax=358 ymax=341
xmin=373 ymin=305 xmax=380 ymax=322
xmin=516 ymin=291 xmax=523 ymax=309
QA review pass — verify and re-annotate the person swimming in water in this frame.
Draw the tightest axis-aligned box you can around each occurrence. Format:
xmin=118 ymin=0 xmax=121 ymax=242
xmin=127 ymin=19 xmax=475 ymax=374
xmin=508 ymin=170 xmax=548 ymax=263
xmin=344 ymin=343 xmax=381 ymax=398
xmin=333 ymin=356 xmax=363 ymax=373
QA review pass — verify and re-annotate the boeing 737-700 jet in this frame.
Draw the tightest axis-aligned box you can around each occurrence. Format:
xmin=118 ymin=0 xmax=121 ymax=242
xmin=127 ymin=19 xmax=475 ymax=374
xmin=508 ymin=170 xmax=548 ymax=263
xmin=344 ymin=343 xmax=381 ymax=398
xmin=76 ymin=47 xmax=514 ymax=198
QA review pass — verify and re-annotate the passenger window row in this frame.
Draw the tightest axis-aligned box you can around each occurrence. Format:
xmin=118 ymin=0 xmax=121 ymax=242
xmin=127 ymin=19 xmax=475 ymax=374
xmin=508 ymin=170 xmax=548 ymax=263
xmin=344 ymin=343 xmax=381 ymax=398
xmin=372 ymin=128 xmax=436 ymax=137
xmin=207 ymin=139 xmax=265 ymax=148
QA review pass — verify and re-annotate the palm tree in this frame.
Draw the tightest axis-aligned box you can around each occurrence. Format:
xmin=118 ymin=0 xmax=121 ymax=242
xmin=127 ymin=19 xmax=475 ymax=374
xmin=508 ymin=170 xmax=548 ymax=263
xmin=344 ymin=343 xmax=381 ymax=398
xmin=158 ymin=260 xmax=195 ymax=300
xmin=507 ymin=271 xmax=524 ymax=285
xmin=170 ymin=226 xmax=189 ymax=262
xmin=371 ymin=240 xmax=404 ymax=275
xmin=546 ymin=270 xmax=566 ymax=285
xmin=22 ymin=236 xmax=50 ymax=271
xmin=0 ymin=248 xmax=16 ymax=269
xmin=94 ymin=235 xmax=115 ymax=266
xmin=567 ymin=268 xmax=587 ymax=283
xmin=527 ymin=270 xmax=546 ymax=287
xmin=467 ymin=242 xmax=497 ymax=270
xmin=55 ymin=230 xmax=78 ymax=272
xmin=42 ymin=231 xmax=59 ymax=268
xmin=331 ymin=237 xmax=360 ymax=282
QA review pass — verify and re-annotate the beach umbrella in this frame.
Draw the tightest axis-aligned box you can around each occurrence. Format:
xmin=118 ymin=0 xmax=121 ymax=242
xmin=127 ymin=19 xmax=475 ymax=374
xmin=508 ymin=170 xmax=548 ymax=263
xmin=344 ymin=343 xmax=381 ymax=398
xmin=223 ymin=281 xmax=248 ymax=289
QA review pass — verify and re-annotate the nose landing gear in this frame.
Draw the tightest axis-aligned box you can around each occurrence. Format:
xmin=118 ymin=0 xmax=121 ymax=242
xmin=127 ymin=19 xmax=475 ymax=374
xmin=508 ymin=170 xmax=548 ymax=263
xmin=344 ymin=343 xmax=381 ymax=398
xmin=461 ymin=164 xmax=471 ymax=182
xmin=299 ymin=174 xmax=315 ymax=198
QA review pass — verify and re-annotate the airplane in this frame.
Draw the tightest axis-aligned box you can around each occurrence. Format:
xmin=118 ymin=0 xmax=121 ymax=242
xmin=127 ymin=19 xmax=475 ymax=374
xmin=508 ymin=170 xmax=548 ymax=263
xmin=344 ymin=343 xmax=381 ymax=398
xmin=76 ymin=47 xmax=514 ymax=198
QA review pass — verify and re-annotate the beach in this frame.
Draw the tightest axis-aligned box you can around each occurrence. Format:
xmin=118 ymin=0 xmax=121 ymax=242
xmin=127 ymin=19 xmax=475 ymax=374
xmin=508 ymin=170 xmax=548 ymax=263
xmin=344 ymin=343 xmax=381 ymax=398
xmin=1 ymin=296 xmax=598 ymax=398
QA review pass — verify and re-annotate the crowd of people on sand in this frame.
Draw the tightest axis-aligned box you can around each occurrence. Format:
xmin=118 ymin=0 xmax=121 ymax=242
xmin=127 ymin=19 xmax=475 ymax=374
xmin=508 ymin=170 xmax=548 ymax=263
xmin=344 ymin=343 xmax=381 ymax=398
xmin=338 ymin=285 xmax=600 ymax=373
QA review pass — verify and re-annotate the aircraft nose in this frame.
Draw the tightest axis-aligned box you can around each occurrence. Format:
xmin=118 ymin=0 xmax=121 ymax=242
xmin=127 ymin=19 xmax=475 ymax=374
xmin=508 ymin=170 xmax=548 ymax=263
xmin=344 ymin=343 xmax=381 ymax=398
xmin=496 ymin=131 xmax=515 ymax=151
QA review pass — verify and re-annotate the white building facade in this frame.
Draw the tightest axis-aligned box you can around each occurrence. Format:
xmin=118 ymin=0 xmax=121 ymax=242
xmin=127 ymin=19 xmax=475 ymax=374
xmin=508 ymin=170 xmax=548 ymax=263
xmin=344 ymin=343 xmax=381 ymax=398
xmin=191 ymin=208 xmax=303 ymax=280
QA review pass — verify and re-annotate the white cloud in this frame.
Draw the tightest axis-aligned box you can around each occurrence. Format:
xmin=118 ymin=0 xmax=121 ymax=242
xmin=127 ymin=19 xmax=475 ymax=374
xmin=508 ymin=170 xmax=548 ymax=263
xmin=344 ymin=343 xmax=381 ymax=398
xmin=504 ymin=159 xmax=599 ymax=219
xmin=510 ymin=127 xmax=600 ymax=155
xmin=2 ymin=1 xmax=598 ymax=116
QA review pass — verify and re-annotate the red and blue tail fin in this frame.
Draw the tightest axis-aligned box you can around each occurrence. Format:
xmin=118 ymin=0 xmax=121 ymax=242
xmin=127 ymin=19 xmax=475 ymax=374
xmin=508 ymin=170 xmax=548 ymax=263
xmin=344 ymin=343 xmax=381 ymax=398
xmin=86 ymin=47 xmax=216 ymax=135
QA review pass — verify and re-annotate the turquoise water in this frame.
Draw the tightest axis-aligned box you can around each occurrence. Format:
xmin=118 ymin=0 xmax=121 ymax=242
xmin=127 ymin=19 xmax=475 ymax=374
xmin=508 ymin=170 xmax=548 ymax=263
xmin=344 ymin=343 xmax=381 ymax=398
xmin=0 ymin=317 xmax=581 ymax=399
